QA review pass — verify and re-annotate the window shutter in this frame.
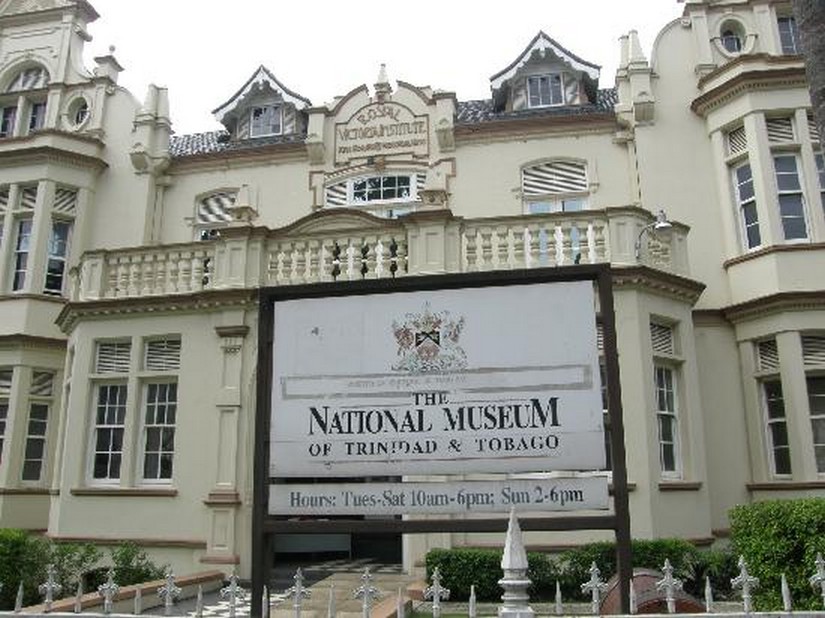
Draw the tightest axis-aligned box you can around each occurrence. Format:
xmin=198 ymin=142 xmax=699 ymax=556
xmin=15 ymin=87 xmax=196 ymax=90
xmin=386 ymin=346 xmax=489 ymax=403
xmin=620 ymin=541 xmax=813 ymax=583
xmin=145 ymin=339 xmax=181 ymax=371
xmin=802 ymin=335 xmax=825 ymax=367
xmin=325 ymin=181 xmax=348 ymax=207
xmin=522 ymin=161 xmax=587 ymax=196
xmin=53 ymin=188 xmax=78 ymax=215
xmin=596 ymin=323 xmax=604 ymax=353
xmin=0 ymin=369 xmax=11 ymax=395
xmin=766 ymin=117 xmax=795 ymax=143
xmin=30 ymin=372 xmax=53 ymax=396
xmin=809 ymin=113 xmax=821 ymax=144
xmin=416 ymin=173 xmax=426 ymax=196
xmin=757 ymin=339 xmax=780 ymax=372
xmin=20 ymin=186 xmax=37 ymax=210
xmin=0 ymin=186 xmax=8 ymax=214
xmin=727 ymin=126 xmax=747 ymax=155
xmin=197 ymin=191 xmax=236 ymax=224
xmin=96 ymin=342 xmax=131 ymax=374
xmin=650 ymin=323 xmax=674 ymax=355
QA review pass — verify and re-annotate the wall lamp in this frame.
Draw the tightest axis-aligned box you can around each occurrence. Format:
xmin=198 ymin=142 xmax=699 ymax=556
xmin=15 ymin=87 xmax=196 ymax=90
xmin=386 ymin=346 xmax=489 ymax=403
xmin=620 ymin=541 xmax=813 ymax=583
xmin=635 ymin=209 xmax=673 ymax=261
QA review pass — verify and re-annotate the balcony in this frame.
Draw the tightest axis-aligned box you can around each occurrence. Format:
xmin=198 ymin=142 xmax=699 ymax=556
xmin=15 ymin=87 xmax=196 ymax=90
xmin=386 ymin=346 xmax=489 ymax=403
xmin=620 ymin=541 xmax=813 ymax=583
xmin=70 ymin=206 xmax=689 ymax=303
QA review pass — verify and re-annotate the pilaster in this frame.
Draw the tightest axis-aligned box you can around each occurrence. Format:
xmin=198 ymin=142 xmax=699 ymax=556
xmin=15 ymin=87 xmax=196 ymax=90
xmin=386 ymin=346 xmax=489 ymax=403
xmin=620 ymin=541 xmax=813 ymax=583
xmin=27 ymin=180 xmax=56 ymax=295
xmin=401 ymin=209 xmax=462 ymax=274
xmin=776 ymin=331 xmax=818 ymax=479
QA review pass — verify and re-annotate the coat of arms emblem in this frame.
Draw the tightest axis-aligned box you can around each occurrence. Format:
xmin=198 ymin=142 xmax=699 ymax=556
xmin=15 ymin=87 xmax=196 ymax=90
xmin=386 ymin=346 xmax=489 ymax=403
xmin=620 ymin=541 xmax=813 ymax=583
xmin=391 ymin=303 xmax=467 ymax=373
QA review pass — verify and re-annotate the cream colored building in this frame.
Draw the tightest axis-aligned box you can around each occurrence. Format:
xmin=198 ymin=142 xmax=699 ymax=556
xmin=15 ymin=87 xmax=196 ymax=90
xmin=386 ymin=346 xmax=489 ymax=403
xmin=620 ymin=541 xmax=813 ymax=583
xmin=0 ymin=0 xmax=822 ymax=577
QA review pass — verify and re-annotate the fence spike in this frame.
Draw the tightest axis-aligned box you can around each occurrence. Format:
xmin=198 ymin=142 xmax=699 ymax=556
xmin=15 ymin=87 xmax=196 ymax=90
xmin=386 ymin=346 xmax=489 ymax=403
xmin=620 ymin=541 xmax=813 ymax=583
xmin=134 ymin=585 xmax=143 ymax=616
xmin=424 ymin=566 xmax=450 ymax=618
xmin=655 ymin=558 xmax=683 ymax=614
xmin=97 ymin=568 xmax=119 ymax=615
xmin=38 ymin=563 xmax=62 ymax=613
xmin=74 ymin=581 xmax=83 ymax=614
xmin=14 ymin=580 xmax=23 ymax=613
xmin=781 ymin=573 xmax=792 ymax=611
xmin=396 ymin=586 xmax=404 ymax=618
xmin=352 ymin=567 xmax=380 ymax=618
xmin=580 ymin=562 xmax=608 ymax=616
xmin=327 ymin=584 xmax=336 ymax=618
xmin=469 ymin=584 xmax=477 ymax=618
xmin=731 ymin=555 xmax=759 ymax=614
xmin=554 ymin=581 xmax=562 ymax=616
xmin=811 ymin=552 xmax=825 ymax=609
xmin=704 ymin=576 xmax=713 ymax=613
xmin=629 ymin=577 xmax=637 ymax=614
xmin=262 ymin=585 xmax=269 ymax=618
xmin=220 ymin=570 xmax=247 ymax=618
xmin=287 ymin=567 xmax=311 ymax=618
xmin=157 ymin=568 xmax=180 ymax=617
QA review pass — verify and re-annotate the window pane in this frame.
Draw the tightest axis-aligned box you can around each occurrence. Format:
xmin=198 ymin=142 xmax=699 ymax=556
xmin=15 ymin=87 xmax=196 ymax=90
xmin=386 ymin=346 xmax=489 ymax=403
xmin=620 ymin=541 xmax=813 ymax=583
xmin=774 ymin=448 xmax=792 ymax=475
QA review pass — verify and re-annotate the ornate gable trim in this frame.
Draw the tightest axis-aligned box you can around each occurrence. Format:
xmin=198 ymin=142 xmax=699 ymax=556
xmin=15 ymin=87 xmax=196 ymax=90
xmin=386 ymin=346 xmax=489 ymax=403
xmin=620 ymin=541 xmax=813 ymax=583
xmin=212 ymin=65 xmax=311 ymax=124
xmin=490 ymin=31 xmax=601 ymax=90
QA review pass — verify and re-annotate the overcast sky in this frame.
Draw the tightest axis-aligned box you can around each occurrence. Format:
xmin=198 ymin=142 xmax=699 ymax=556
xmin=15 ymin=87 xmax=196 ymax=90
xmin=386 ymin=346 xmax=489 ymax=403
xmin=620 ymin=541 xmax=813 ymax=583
xmin=82 ymin=1 xmax=683 ymax=135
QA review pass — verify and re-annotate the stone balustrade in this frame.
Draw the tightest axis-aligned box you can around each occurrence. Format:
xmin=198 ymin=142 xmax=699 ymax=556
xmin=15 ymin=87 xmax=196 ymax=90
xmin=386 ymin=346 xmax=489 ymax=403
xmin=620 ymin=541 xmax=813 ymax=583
xmin=69 ymin=207 xmax=689 ymax=302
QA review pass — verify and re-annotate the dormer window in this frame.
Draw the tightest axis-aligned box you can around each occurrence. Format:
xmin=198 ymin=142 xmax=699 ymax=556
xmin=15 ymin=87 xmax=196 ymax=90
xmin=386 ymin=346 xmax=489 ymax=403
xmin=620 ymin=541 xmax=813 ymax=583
xmin=250 ymin=105 xmax=281 ymax=137
xmin=527 ymin=74 xmax=563 ymax=108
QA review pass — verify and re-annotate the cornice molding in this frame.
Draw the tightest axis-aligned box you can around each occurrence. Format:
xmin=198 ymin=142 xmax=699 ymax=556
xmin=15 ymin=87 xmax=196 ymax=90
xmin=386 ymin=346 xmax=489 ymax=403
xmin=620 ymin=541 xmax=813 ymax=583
xmin=691 ymin=65 xmax=808 ymax=116
xmin=0 ymin=334 xmax=66 ymax=349
xmin=455 ymin=113 xmax=617 ymax=144
xmin=57 ymin=289 xmax=258 ymax=334
xmin=723 ymin=242 xmax=825 ymax=269
xmin=612 ymin=266 xmax=706 ymax=305
xmin=723 ymin=291 xmax=825 ymax=323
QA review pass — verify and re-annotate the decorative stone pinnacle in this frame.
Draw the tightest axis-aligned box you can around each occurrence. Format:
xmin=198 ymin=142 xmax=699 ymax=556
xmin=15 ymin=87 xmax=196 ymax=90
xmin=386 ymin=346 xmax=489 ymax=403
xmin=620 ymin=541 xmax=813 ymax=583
xmin=97 ymin=569 xmax=119 ymax=615
xmin=781 ymin=573 xmax=792 ymax=611
xmin=498 ymin=510 xmax=534 ymax=618
xmin=501 ymin=509 xmax=528 ymax=571
xmin=374 ymin=63 xmax=392 ymax=101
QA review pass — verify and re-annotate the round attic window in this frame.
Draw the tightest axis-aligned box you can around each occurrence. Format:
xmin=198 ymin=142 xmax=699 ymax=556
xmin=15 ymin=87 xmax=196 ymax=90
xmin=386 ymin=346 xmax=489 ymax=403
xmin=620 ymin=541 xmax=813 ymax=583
xmin=720 ymin=21 xmax=745 ymax=54
xmin=67 ymin=97 xmax=90 ymax=129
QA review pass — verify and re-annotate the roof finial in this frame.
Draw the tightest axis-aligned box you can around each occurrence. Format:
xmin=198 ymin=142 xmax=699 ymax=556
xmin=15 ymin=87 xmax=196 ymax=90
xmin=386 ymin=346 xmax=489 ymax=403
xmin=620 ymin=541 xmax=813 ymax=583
xmin=374 ymin=63 xmax=391 ymax=101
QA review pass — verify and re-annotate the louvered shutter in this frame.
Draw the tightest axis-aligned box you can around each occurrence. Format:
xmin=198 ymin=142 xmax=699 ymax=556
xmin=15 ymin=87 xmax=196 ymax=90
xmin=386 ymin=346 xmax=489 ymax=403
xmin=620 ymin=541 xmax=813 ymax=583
xmin=809 ymin=113 xmax=821 ymax=144
xmin=757 ymin=339 xmax=780 ymax=372
xmin=197 ymin=191 xmax=236 ymax=224
xmin=802 ymin=335 xmax=825 ymax=367
xmin=325 ymin=181 xmax=348 ymax=207
xmin=145 ymin=339 xmax=181 ymax=371
xmin=20 ymin=186 xmax=37 ymax=210
xmin=522 ymin=161 xmax=587 ymax=196
xmin=766 ymin=117 xmax=795 ymax=143
xmin=0 ymin=369 xmax=11 ymax=395
xmin=650 ymin=323 xmax=674 ymax=355
xmin=596 ymin=323 xmax=604 ymax=353
xmin=727 ymin=126 xmax=747 ymax=155
xmin=0 ymin=186 xmax=8 ymax=214
xmin=96 ymin=342 xmax=131 ymax=374
xmin=53 ymin=188 xmax=77 ymax=215
xmin=30 ymin=372 xmax=53 ymax=396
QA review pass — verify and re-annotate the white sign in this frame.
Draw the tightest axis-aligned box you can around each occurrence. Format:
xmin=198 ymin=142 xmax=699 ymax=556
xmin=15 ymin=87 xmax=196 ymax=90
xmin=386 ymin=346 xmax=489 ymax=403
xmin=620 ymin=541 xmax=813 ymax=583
xmin=334 ymin=101 xmax=429 ymax=163
xmin=269 ymin=477 xmax=609 ymax=516
xmin=271 ymin=281 xmax=604 ymax=476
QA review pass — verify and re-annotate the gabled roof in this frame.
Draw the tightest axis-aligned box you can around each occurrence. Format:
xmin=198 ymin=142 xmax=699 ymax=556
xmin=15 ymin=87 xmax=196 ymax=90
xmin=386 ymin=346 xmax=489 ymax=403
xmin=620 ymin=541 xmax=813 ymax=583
xmin=490 ymin=31 xmax=600 ymax=90
xmin=212 ymin=65 xmax=311 ymax=124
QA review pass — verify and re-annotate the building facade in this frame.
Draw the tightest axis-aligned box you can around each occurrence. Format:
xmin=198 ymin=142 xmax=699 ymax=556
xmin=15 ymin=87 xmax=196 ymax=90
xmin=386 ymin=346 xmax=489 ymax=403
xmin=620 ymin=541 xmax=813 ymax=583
xmin=0 ymin=0 xmax=822 ymax=577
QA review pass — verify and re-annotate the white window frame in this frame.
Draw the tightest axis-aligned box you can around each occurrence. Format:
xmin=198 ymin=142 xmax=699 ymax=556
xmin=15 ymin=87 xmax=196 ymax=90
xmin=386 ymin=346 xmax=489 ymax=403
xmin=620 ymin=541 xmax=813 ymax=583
xmin=11 ymin=217 xmax=33 ymax=291
xmin=249 ymin=104 xmax=282 ymax=137
xmin=761 ymin=378 xmax=793 ymax=477
xmin=773 ymin=154 xmax=809 ymax=241
xmin=526 ymin=73 xmax=564 ymax=108
xmin=0 ymin=367 xmax=11 ymax=465
xmin=654 ymin=364 xmax=681 ymax=477
xmin=22 ymin=402 xmax=49 ymax=482
xmin=0 ymin=105 xmax=17 ymax=138
xmin=140 ymin=380 xmax=177 ymax=484
xmin=27 ymin=100 xmax=45 ymax=134
xmin=777 ymin=15 xmax=800 ymax=55
xmin=814 ymin=152 xmax=825 ymax=217
xmin=733 ymin=162 xmax=762 ymax=250
xmin=807 ymin=374 xmax=825 ymax=474
xmin=44 ymin=218 xmax=72 ymax=295
xmin=89 ymin=381 xmax=128 ymax=484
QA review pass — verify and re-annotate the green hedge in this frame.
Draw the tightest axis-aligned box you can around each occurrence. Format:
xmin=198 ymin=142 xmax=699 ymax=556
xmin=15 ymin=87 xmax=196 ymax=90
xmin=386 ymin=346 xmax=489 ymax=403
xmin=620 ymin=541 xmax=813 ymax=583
xmin=0 ymin=531 xmax=166 ymax=610
xmin=730 ymin=498 xmax=825 ymax=611
xmin=426 ymin=539 xmax=736 ymax=602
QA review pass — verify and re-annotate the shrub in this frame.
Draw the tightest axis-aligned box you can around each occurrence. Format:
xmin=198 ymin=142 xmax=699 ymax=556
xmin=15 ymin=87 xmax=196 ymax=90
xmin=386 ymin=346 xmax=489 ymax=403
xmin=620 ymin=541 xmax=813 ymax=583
xmin=49 ymin=542 xmax=103 ymax=594
xmin=0 ymin=529 xmax=50 ymax=609
xmin=685 ymin=547 xmax=738 ymax=600
xmin=110 ymin=542 xmax=166 ymax=586
xmin=730 ymin=498 xmax=825 ymax=611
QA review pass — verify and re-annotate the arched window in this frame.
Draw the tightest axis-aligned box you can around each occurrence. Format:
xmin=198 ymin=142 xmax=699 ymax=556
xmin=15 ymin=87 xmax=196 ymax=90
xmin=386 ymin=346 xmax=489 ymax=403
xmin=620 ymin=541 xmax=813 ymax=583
xmin=324 ymin=173 xmax=425 ymax=218
xmin=6 ymin=66 xmax=49 ymax=92
xmin=194 ymin=190 xmax=237 ymax=240
xmin=521 ymin=160 xmax=588 ymax=213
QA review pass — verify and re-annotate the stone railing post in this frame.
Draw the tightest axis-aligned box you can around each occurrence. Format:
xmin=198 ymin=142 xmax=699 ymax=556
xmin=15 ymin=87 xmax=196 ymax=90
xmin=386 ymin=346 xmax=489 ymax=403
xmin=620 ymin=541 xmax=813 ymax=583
xmin=401 ymin=209 xmax=462 ymax=274
xmin=211 ymin=225 xmax=266 ymax=289
xmin=77 ymin=251 xmax=108 ymax=301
